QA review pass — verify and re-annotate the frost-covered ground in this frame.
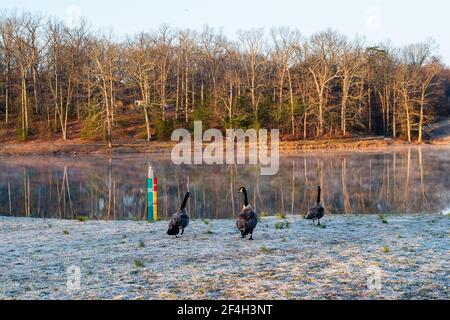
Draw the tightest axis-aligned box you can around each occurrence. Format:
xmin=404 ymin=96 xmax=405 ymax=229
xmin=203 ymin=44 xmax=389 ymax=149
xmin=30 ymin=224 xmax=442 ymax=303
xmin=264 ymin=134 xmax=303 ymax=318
xmin=0 ymin=214 xmax=448 ymax=300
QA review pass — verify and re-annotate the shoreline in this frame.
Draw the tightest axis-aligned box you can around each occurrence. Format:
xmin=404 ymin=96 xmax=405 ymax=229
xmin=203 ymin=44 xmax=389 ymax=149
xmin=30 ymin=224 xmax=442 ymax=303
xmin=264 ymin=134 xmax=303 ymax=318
xmin=0 ymin=214 xmax=448 ymax=300
xmin=0 ymin=136 xmax=448 ymax=156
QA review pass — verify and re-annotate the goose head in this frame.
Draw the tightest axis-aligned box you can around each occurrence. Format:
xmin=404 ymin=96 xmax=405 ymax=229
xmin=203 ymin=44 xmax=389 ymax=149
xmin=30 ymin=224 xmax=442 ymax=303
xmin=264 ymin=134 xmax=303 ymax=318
xmin=316 ymin=186 xmax=322 ymax=205
xmin=238 ymin=187 xmax=249 ymax=207
xmin=180 ymin=192 xmax=191 ymax=211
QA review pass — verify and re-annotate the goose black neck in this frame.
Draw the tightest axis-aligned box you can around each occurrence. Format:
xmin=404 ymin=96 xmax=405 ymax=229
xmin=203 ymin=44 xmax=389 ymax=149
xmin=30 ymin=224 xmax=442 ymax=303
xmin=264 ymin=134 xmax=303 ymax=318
xmin=242 ymin=188 xmax=249 ymax=207
xmin=180 ymin=193 xmax=190 ymax=210
xmin=317 ymin=187 xmax=321 ymax=205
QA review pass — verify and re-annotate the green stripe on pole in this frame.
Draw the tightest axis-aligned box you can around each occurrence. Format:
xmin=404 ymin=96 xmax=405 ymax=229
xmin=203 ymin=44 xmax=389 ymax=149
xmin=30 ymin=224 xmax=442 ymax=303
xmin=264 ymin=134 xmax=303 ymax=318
xmin=147 ymin=178 xmax=154 ymax=221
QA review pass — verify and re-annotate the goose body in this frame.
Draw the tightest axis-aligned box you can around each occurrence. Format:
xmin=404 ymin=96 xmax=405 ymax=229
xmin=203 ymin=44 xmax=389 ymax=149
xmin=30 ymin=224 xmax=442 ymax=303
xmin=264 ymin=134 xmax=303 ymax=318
xmin=167 ymin=192 xmax=190 ymax=237
xmin=305 ymin=186 xmax=325 ymax=226
xmin=236 ymin=187 xmax=258 ymax=240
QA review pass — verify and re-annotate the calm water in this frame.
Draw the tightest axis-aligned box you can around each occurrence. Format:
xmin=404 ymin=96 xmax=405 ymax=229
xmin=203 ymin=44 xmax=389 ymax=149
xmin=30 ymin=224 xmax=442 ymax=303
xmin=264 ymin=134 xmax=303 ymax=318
xmin=0 ymin=147 xmax=449 ymax=220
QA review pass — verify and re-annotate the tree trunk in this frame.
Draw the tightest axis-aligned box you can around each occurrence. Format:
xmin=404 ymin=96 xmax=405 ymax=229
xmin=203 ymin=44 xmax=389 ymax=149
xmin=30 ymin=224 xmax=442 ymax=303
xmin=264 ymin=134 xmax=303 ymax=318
xmin=185 ymin=53 xmax=189 ymax=123
xmin=303 ymin=111 xmax=307 ymax=139
xmin=5 ymin=82 xmax=8 ymax=125
xmin=32 ymin=67 xmax=39 ymax=114
xmin=161 ymin=59 xmax=166 ymax=121
xmin=287 ymin=69 xmax=295 ymax=136
xmin=404 ymin=97 xmax=411 ymax=143
xmin=318 ymin=94 xmax=324 ymax=136
xmin=392 ymin=90 xmax=397 ymax=138
xmin=418 ymin=94 xmax=425 ymax=144
xmin=175 ymin=48 xmax=181 ymax=120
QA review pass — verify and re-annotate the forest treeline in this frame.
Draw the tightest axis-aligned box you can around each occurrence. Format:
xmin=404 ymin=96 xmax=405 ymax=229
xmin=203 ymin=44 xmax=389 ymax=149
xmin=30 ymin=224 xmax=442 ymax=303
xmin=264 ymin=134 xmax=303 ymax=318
xmin=1 ymin=11 xmax=449 ymax=146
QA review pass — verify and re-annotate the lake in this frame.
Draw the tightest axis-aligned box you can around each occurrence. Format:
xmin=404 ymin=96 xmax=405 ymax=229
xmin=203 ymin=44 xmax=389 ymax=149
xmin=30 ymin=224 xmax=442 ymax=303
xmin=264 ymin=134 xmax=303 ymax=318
xmin=0 ymin=146 xmax=449 ymax=220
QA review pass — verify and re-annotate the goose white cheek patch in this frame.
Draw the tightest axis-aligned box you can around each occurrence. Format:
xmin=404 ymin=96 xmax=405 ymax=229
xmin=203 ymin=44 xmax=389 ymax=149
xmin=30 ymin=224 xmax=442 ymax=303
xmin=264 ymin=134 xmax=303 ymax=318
xmin=170 ymin=121 xmax=280 ymax=176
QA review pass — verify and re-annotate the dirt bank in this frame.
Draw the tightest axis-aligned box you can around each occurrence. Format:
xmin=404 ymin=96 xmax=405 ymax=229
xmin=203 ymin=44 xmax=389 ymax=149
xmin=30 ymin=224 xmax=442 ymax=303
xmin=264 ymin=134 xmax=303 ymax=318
xmin=0 ymin=136 xmax=406 ymax=156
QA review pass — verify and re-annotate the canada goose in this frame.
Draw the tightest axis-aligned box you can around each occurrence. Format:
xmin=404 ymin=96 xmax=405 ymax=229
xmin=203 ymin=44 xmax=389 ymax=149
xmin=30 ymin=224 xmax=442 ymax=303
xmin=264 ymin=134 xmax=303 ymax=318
xmin=236 ymin=187 xmax=258 ymax=240
xmin=167 ymin=192 xmax=191 ymax=237
xmin=305 ymin=186 xmax=325 ymax=226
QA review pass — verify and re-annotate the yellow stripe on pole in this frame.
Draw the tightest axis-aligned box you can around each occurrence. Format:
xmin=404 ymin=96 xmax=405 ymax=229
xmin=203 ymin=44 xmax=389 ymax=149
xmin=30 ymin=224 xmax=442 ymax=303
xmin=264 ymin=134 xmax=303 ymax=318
xmin=153 ymin=192 xmax=158 ymax=220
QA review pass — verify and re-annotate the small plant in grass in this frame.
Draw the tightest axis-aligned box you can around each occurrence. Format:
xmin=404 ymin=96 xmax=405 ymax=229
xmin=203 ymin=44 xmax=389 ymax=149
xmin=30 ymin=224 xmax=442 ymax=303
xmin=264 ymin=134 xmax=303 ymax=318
xmin=202 ymin=219 xmax=210 ymax=225
xmin=198 ymin=288 xmax=205 ymax=295
xmin=383 ymin=245 xmax=390 ymax=253
xmin=63 ymin=230 xmax=70 ymax=235
xmin=284 ymin=291 xmax=293 ymax=299
xmin=276 ymin=213 xmax=287 ymax=220
xmin=205 ymin=228 xmax=214 ymax=235
xmin=139 ymin=240 xmax=145 ymax=248
xmin=379 ymin=214 xmax=388 ymax=224
xmin=78 ymin=216 xmax=89 ymax=222
xmin=275 ymin=221 xmax=290 ymax=230
xmin=134 ymin=259 xmax=145 ymax=268
xmin=260 ymin=246 xmax=275 ymax=254
xmin=259 ymin=211 xmax=268 ymax=217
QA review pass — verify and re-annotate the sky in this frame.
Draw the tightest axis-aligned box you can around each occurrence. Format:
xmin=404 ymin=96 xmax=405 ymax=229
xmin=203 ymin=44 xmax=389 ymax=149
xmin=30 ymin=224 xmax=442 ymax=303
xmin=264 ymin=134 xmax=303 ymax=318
xmin=2 ymin=0 xmax=449 ymax=64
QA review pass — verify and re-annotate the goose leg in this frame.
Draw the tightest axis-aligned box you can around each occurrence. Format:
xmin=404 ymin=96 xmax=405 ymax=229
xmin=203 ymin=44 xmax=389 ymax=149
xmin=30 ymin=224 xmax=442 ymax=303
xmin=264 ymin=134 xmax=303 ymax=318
xmin=317 ymin=220 xmax=321 ymax=226
xmin=181 ymin=228 xmax=185 ymax=235
xmin=249 ymin=233 xmax=254 ymax=240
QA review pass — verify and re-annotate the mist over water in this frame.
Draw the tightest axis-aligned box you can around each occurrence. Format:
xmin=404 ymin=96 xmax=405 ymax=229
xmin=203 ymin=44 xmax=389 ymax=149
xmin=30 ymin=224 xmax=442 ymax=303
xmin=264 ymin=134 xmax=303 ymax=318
xmin=0 ymin=147 xmax=449 ymax=220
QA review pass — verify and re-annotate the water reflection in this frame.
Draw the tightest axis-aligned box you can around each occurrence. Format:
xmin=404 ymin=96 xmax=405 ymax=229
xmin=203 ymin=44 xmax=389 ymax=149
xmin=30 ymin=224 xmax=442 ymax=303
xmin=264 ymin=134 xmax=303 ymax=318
xmin=0 ymin=147 xmax=449 ymax=220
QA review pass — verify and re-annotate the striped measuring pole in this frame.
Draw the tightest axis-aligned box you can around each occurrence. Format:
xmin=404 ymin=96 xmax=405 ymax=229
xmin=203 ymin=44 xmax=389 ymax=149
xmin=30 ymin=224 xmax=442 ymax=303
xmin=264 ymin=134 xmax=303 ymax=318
xmin=147 ymin=166 xmax=158 ymax=221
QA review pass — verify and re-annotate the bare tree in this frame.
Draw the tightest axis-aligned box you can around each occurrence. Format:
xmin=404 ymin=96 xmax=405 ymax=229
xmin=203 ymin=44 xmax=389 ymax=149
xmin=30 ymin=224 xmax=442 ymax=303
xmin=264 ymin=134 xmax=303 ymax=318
xmin=0 ymin=16 xmax=15 ymax=125
xmin=127 ymin=32 xmax=156 ymax=142
xmin=238 ymin=28 xmax=266 ymax=123
xmin=177 ymin=29 xmax=197 ymax=123
xmin=46 ymin=19 xmax=76 ymax=140
xmin=11 ymin=15 xmax=33 ymax=138
xmin=154 ymin=25 xmax=173 ymax=121
xmin=90 ymin=35 xmax=121 ymax=148
xmin=339 ymin=38 xmax=365 ymax=136
xmin=270 ymin=27 xmax=301 ymax=135
xmin=306 ymin=30 xmax=344 ymax=136
xmin=200 ymin=26 xmax=226 ymax=115
xmin=218 ymin=41 xmax=240 ymax=126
